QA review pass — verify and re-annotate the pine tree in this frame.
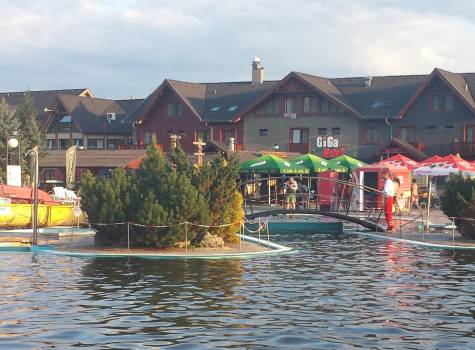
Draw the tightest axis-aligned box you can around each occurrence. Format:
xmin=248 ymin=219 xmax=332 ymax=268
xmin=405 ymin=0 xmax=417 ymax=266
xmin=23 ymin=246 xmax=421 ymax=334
xmin=15 ymin=92 xmax=46 ymax=159
xmin=0 ymin=98 xmax=21 ymax=180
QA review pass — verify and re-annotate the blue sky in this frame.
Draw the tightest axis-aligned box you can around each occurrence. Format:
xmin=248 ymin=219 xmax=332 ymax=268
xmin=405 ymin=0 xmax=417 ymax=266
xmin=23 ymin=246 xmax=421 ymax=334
xmin=1 ymin=0 xmax=474 ymax=99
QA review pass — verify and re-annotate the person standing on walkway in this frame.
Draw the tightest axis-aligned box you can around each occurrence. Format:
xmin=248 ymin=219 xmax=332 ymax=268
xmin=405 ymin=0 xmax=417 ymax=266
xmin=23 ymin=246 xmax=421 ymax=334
xmin=382 ymin=171 xmax=395 ymax=231
xmin=285 ymin=177 xmax=298 ymax=210
xmin=410 ymin=178 xmax=424 ymax=216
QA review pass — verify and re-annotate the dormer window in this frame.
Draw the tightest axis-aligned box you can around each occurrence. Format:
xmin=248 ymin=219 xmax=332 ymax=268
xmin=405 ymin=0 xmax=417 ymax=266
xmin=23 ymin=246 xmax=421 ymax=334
xmin=228 ymin=105 xmax=238 ymax=112
xmin=210 ymin=106 xmax=221 ymax=112
xmin=59 ymin=115 xmax=71 ymax=123
xmin=167 ymin=102 xmax=183 ymax=117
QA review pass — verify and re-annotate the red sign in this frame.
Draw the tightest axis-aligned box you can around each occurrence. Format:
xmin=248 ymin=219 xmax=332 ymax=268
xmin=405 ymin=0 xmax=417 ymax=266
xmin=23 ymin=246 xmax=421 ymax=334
xmin=323 ymin=148 xmax=345 ymax=158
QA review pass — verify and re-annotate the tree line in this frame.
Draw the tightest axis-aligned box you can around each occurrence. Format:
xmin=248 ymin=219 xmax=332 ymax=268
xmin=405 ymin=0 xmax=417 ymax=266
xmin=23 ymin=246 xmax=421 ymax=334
xmin=0 ymin=93 xmax=45 ymax=182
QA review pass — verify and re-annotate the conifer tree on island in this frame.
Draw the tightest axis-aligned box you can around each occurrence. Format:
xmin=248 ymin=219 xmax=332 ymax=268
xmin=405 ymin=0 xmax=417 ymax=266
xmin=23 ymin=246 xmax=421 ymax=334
xmin=80 ymin=140 xmax=243 ymax=248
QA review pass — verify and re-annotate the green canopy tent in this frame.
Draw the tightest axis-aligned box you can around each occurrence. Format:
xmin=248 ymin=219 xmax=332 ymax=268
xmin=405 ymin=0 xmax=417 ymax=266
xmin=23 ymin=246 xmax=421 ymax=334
xmin=326 ymin=155 xmax=367 ymax=211
xmin=327 ymin=155 xmax=367 ymax=173
xmin=291 ymin=153 xmax=330 ymax=173
xmin=240 ymin=154 xmax=309 ymax=204
xmin=291 ymin=153 xmax=331 ymax=207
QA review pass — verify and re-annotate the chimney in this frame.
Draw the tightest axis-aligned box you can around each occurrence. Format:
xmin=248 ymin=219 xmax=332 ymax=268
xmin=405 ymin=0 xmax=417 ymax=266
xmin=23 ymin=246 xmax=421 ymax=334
xmin=252 ymin=57 xmax=264 ymax=84
xmin=364 ymin=76 xmax=373 ymax=88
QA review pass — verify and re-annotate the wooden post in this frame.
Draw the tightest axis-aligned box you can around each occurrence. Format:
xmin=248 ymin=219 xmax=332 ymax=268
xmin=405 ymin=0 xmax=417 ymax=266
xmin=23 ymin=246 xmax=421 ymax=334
xmin=193 ymin=138 xmax=206 ymax=166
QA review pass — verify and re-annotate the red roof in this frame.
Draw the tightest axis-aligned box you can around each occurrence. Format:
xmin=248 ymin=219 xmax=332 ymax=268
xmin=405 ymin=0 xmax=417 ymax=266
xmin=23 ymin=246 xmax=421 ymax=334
xmin=419 ymin=155 xmax=443 ymax=166
xmin=381 ymin=154 xmax=420 ymax=170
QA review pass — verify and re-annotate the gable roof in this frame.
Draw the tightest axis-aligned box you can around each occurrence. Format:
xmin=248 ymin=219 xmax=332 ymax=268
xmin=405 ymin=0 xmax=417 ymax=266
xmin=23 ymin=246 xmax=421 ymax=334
xmin=378 ymin=138 xmax=427 ymax=161
xmin=398 ymin=68 xmax=475 ymax=117
xmin=126 ymin=68 xmax=475 ymax=125
xmin=0 ymin=88 xmax=93 ymax=127
xmin=49 ymin=94 xmax=136 ymax=135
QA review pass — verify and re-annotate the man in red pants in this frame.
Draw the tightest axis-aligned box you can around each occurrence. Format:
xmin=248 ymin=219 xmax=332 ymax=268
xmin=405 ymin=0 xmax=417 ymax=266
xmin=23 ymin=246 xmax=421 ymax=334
xmin=382 ymin=171 xmax=395 ymax=231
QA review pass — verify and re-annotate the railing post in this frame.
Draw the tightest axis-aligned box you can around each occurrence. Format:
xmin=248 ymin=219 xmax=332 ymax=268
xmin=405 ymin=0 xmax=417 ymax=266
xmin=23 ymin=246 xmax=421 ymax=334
xmin=185 ymin=222 xmax=188 ymax=256
xmin=127 ymin=221 xmax=130 ymax=254
xmin=239 ymin=222 xmax=242 ymax=252
xmin=266 ymin=220 xmax=270 ymax=250
xmin=258 ymin=217 xmax=261 ymax=246
xmin=451 ymin=217 xmax=455 ymax=246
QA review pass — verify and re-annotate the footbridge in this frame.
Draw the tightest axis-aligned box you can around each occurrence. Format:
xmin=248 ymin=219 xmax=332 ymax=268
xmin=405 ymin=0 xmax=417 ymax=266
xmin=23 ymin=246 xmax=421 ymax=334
xmin=241 ymin=176 xmax=396 ymax=232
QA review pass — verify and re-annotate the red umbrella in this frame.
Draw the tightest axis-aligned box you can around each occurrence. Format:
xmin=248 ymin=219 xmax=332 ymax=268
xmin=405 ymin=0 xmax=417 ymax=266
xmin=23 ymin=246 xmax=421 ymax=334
xmin=419 ymin=155 xmax=443 ymax=167
xmin=381 ymin=154 xmax=420 ymax=170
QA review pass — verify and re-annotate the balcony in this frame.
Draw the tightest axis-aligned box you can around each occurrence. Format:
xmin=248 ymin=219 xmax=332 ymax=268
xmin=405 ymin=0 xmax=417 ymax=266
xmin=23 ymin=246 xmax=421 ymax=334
xmin=288 ymin=143 xmax=310 ymax=153
xmin=452 ymin=141 xmax=475 ymax=158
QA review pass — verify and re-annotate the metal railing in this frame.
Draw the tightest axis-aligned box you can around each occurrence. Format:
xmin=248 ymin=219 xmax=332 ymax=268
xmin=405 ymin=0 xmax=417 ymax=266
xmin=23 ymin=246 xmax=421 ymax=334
xmin=240 ymin=175 xmax=390 ymax=231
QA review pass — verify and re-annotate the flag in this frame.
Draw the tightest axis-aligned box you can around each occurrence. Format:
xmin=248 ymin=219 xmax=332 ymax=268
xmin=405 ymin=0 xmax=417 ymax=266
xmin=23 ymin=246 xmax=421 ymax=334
xmin=65 ymin=145 xmax=77 ymax=189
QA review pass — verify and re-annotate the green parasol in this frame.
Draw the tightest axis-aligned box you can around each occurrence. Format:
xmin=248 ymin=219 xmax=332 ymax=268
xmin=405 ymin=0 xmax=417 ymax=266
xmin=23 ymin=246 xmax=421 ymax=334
xmin=291 ymin=153 xmax=330 ymax=173
xmin=327 ymin=155 xmax=367 ymax=173
xmin=240 ymin=154 xmax=309 ymax=174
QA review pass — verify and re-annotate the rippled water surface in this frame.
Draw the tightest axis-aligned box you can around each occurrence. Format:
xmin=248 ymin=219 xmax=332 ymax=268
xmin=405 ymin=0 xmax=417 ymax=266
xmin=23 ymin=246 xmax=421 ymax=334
xmin=1 ymin=234 xmax=475 ymax=349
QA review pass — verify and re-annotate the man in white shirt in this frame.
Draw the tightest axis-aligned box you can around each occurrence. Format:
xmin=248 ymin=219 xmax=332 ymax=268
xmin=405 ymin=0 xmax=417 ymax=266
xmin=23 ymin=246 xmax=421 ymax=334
xmin=382 ymin=171 xmax=395 ymax=231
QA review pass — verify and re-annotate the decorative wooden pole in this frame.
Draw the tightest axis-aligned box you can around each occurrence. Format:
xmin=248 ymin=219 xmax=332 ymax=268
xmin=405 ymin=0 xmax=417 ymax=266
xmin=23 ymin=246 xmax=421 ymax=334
xmin=193 ymin=138 xmax=206 ymax=166
xmin=170 ymin=134 xmax=179 ymax=149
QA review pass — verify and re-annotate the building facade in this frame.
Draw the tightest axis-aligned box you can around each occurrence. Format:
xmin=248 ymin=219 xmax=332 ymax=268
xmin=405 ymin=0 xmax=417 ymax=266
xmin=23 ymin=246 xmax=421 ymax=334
xmin=129 ymin=62 xmax=475 ymax=161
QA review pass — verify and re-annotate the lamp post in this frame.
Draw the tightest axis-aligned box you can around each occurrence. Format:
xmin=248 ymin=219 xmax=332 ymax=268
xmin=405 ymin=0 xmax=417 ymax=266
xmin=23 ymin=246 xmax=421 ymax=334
xmin=6 ymin=133 xmax=21 ymax=186
xmin=27 ymin=146 xmax=39 ymax=246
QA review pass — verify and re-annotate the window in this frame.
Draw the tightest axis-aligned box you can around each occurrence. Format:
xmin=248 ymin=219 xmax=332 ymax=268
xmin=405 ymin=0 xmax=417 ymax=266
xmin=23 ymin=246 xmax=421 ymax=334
xmin=107 ymin=139 xmax=124 ymax=150
xmin=143 ymin=132 xmax=151 ymax=145
xmin=262 ymin=99 xmax=280 ymax=115
xmin=59 ymin=115 xmax=72 ymax=123
xmin=73 ymin=138 xmax=83 ymax=148
xmin=167 ymin=102 xmax=183 ymax=116
xmin=88 ymin=138 xmax=104 ymax=149
xmin=329 ymin=101 xmax=338 ymax=113
xmin=259 ymin=128 xmax=268 ymax=136
xmin=318 ymin=128 xmax=327 ymax=136
xmin=331 ymin=127 xmax=341 ymax=135
xmin=285 ymin=97 xmax=298 ymax=114
xmin=46 ymin=139 xmax=57 ymax=150
xmin=59 ymin=139 xmax=70 ymax=150
xmin=303 ymin=97 xmax=317 ymax=114
xmin=399 ymin=127 xmax=417 ymax=143
xmin=426 ymin=125 xmax=437 ymax=134
xmin=290 ymin=128 xmax=309 ymax=144
xmin=222 ymin=130 xmax=235 ymax=144
xmin=363 ymin=128 xmax=379 ymax=145
xmin=210 ymin=106 xmax=221 ymax=112
xmin=228 ymin=105 xmax=238 ymax=112
xmin=321 ymin=98 xmax=329 ymax=113
xmin=445 ymin=95 xmax=454 ymax=111
xmin=431 ymin=96 xmax=441 ymax=111
xmin=444 ymin=125 xmax=454 ymax=133
xmin=43 ymin=169 xmax=55 ymax=181
xmin=195 ymin=130 xmax=209 ymax=142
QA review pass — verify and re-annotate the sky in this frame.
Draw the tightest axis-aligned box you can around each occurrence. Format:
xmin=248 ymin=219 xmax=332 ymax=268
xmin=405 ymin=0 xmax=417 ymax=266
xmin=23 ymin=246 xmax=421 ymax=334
xmin=1 ymin=0 xmax=475 ymax=99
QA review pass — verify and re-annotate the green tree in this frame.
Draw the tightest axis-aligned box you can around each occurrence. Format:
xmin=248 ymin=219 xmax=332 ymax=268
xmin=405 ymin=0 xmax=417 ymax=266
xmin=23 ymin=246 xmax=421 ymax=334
xmin=195 ymin=154 xmax=244 ymax=243
xmin=0 ymin=98 xmax=21 ymax=180
xmin=15 ymin=92 xmax=45 ymax=157
xmin=441 ymin=173 xmax=475 ymax=240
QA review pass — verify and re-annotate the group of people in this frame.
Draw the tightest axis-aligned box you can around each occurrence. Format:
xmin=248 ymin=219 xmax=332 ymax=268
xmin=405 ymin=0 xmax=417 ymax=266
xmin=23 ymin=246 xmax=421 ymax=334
xmin=382 ymin=171 xmax=423 ymax=231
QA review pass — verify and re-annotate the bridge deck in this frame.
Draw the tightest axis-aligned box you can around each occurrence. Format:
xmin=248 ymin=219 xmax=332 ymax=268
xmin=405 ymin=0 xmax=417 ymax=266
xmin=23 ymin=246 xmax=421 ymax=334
xmin=245 ymin=209 xmax=386 ymax=232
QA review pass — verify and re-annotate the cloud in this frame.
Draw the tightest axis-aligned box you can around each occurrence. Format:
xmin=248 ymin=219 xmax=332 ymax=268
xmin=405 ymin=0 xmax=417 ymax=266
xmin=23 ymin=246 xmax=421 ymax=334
xmin=0 ymin=0 xmax=474 ymax=98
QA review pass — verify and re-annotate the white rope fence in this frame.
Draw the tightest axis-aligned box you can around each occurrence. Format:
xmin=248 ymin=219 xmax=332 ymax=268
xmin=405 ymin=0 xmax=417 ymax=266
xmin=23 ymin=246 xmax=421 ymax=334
xmin=71 ymin=219 xmax=271 ymax=255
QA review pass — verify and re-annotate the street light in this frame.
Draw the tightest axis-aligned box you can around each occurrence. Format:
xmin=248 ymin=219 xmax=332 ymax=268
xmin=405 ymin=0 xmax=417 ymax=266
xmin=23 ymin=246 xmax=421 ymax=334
xmin=27 ymin=146 xmax=39 ymax=246
xmin=6 ymin=133 xmax=21 ymax=186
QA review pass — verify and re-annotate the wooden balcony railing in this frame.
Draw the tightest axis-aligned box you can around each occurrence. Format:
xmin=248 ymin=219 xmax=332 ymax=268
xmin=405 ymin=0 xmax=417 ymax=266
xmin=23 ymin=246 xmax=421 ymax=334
xmin=288 ymin=143 xmax=310 ymax=153
xmin=452 ymin=141 xmax=475 ymax=157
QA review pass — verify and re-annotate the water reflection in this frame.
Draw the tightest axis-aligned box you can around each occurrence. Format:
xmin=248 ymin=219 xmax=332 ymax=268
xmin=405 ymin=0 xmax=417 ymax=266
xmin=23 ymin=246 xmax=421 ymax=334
xmin=0 ymin=235 xmax=474 ymax=349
